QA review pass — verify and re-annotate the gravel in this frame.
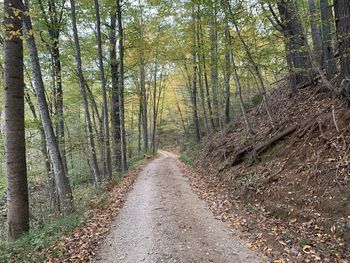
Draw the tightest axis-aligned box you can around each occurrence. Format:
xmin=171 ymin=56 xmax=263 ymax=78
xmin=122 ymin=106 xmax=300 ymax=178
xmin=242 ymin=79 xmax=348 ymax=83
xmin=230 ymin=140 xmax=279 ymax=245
xmin=95 ymin=153 xmax=265 ymax=263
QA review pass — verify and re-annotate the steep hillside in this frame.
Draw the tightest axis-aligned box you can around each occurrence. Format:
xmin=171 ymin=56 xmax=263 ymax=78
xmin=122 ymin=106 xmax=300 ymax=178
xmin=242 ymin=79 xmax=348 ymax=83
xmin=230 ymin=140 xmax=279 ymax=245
xmin=185 ymin=85 xmax=350 ymax=261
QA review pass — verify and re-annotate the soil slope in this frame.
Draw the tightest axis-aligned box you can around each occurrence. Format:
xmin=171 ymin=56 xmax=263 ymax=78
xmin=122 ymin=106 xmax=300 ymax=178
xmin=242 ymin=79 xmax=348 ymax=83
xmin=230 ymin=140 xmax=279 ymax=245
xmin=188 ymin=85 xmax=350 ymax=261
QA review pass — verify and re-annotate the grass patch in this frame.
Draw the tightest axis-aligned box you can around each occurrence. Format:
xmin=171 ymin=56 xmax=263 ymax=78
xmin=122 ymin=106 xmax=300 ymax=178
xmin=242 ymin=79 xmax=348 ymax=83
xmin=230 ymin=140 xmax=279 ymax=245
xmin=0 ymin=213 xmax=83 ymax=263
xmin=179 ymin=153 xmax=191 ymax=165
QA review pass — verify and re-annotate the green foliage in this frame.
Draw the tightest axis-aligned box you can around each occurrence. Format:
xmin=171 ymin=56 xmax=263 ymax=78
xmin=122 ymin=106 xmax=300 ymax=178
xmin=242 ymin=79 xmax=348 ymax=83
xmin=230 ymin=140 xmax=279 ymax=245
xmin=251 ymin=93 xmax=263 ymax=106
xmin=0 ymin=213 xmax=83 ymax=263
xmin=179 ymin=138 xmax=201 ymax=166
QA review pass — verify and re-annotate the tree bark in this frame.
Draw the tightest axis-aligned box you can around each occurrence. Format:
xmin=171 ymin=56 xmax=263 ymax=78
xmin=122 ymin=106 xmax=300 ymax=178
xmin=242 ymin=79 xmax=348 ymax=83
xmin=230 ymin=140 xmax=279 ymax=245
xmin=69 ymin=0 xmax=101 ymax=185
xmin=38 ymin=0 xmax=68 ymax=175
xmin=223 ymin=0 xmax=275 ymax=129
xmin=334 ymin=0 xmax=350 ymax=95
xmin=4 ymin=0 xmax=29 ymax=240
xmin=23 ymin=0 xmax=74 ymax=215
xmin=196 ymin=5 xmax=209 ymax=135
xmin=209 ymin=0 xmax=220 ymax=128
xmin=224 ymin=22 xmax=231 ymax=124
xmin=308 ymin=0 xmax=323 ymax=67
xmin=116 ymin=0 xmax=128 ymax=171
xmin=94 ymin=0 xmax=112 ymax=178
xmin=24 ymin=77 xmax=59 ymax=214
xmin=109 ymin=9 xmax=122 ymax=170
xmin=277 ymin=0 xmax=310 ymax=90
xmin=192 ymin=9 xmax=201 ymax=142
xmin=320 ymin=0 xmax=336 ymax=80
xmin=139 ymin=3 xmax=148 ymax=153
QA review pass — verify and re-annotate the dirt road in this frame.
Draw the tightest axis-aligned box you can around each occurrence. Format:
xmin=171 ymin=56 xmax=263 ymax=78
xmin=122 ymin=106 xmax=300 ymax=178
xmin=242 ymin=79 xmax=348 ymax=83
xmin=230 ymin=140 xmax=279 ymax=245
xmin=95 ymin=152 xmax=264 ymax=263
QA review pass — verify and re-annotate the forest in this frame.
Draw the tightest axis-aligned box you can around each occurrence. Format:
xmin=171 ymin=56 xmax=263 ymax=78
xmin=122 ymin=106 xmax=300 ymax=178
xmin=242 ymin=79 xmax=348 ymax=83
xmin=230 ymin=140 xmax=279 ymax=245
xmin=1 ymin=0 xmax=350 ymax=262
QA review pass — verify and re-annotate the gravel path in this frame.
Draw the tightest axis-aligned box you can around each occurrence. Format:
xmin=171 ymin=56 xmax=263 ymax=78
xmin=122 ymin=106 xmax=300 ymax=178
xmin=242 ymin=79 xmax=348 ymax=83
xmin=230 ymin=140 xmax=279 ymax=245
xmin=95 ymin=152 xmax=265 ymax=263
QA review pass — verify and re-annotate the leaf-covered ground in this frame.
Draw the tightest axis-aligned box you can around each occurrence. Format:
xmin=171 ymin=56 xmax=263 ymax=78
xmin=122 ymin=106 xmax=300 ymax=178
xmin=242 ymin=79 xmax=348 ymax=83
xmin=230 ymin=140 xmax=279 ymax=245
xmin=180 ymin=85 xmax=350 ymax=262
xmin=44 ymin=163 xmax=148 ymax=263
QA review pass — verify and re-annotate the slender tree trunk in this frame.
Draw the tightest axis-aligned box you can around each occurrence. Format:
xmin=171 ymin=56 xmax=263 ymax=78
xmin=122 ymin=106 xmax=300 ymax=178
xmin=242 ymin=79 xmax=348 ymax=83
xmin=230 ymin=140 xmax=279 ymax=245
xmin=109 ymin=10 xmax=121 ymax=170
xmin=152 ymin=59 xmax=158 ymax=155
xmin=94 ymin=0 xmax=112 ymax=178
xmin=210 ymin=0 xmax=219 ymax=128
xmin=320 ymin=0 xmax=336 ymax=79
xmin=192 ymin=9 xmax=201 ymax=142
xmin=197 ymin=9 xmax=215 ymax=130
xmin=139 ymin=3 xmax=148 ymax=153
xmin=4 ymin=0 xmax=29 ymax=240
xmin=174 ymin=89 xmax=187 ymax=134
xmin=37 ymin=0 xmax=68 ymax=175
xmin=24 ymin=79 xmax=59 ymax=214
xmin=196 ymin=5 xmax=209 ymax=135
xmin=69 ymin=0 xmax=101 ymax=185
xmin=223 ymin=0 xmax=275 ymax=129
xmin=138 ymin=95 xmax=142 ymax=156
xmin=231 ymin=48 xmax=254 ymax=137
xmin=116 ymin=0 xmax=127 ymax=171
xmin=23 ymin=0 xmax=74 ymax=215
xmin=308 ymin=0 xmax=323 ymax=66
xmin=224 ymin=22 xmax=231 ymax=124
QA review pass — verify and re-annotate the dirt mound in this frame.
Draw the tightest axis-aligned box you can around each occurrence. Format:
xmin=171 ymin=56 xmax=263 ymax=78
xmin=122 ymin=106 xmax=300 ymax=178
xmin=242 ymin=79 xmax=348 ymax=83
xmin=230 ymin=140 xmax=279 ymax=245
xmin=191 ymin=86 xmax=350 ymax=261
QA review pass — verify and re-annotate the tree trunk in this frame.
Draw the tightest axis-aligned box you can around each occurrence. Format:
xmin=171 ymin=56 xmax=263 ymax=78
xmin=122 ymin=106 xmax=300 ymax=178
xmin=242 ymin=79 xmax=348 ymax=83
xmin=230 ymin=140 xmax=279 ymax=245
xmin=4 ymin=0 xmax=29 ymax=240
xmin=231 ymin=42 xmax=254 ymax=137
xmin=320 ymin=0 xmax=336 ymax=80
xmin=139 ymin=3 xmax=148 ymax=153
xmin=277 ymin=0 xmax=309 ymax=90
xmin=152 ymin=57 xmax=158 ymax=155
xmin=209 ymin=0 xmax=219 ymax=128
xmin=94 ymin=0 xmax=112 ymax=178
xmin=116 ymin=0 xmax=128 ymax=171
xmin=308 ymin=0 xmax=323 ymax=67
xmin=192 ymin=9 xmax=201 ymax=143
xmin=24 ymin=78 xmax=59 ymax=214
xmin=224 ymin=22 xmax=231 ymax=124
xmin=23 ymin=0 xmax=74 ymax=215
xmin=334 ymin=0 xmax=350 ymax=93
xmin=37 ymin=0 xmax=68 ymax=176
xmin=223 ymin=0 xmax=275 ymax=129
xmin=69 ymin=0 xmax=101 ymax=185
xmin=196 ymin=5 xmax=209 ymax=135
xmin=109 ymin=10 xmax=122 ymax=170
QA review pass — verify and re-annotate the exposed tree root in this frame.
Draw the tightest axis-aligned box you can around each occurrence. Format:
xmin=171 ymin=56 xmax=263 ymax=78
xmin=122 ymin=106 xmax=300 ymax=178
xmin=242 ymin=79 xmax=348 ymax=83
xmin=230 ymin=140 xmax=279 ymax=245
xmin=219 ymin=124 xmax=298 ymax=172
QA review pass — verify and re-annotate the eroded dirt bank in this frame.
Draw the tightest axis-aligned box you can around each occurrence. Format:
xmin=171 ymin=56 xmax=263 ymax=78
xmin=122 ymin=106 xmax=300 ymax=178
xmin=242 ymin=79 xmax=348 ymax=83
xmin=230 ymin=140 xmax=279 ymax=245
xmin=95 ymin=154 xmax=264 ymax=263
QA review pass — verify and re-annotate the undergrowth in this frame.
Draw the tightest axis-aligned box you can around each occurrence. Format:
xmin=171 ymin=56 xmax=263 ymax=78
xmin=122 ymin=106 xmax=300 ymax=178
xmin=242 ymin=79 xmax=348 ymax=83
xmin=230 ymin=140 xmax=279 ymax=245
xmin=179 ymin=138 xmax=202 ymax=165
xmin=0 ymin=155 xmax=146 ymax=263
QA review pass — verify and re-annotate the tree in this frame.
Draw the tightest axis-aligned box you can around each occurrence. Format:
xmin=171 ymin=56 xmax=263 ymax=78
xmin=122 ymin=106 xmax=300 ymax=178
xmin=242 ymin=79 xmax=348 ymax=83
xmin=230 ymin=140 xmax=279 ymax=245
xmin=209 ymin=0 xmax=219 ymax=129
xmin=24 ymin=0 xmax=74 ymax=215
xmin=320 ymin=0 xmax=336 ymax=80
xmin=224 ymin=22 xmax=231 ymax=124
xmin=308 ymin=0 xmax=323 ymax=66
xmin=109 ymin=8 xmax=122 ymax=169
xmin=69 ymin=0 xmax=101 ymax=184
xmin=138 ymin=2 xmax=149 ymax=153
xmin=4 ymin=0 xmax=29 ymax=240
xmin=117 ymin=0 xmax=128 ymax=171
xmin=192 ymin=7 xmax=201 ymax=143
xmin=37 ymin=0 xmax=68 ymax=174
xmin=94 ymin=0 xmax=112 ymax=178
xmin=222 ymin=0 xmax=275 ymax=129
xmin=276 ymin=0 xmax=310 ymax=91
xmin=334 ymin=0 xmax=350 ymax=99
